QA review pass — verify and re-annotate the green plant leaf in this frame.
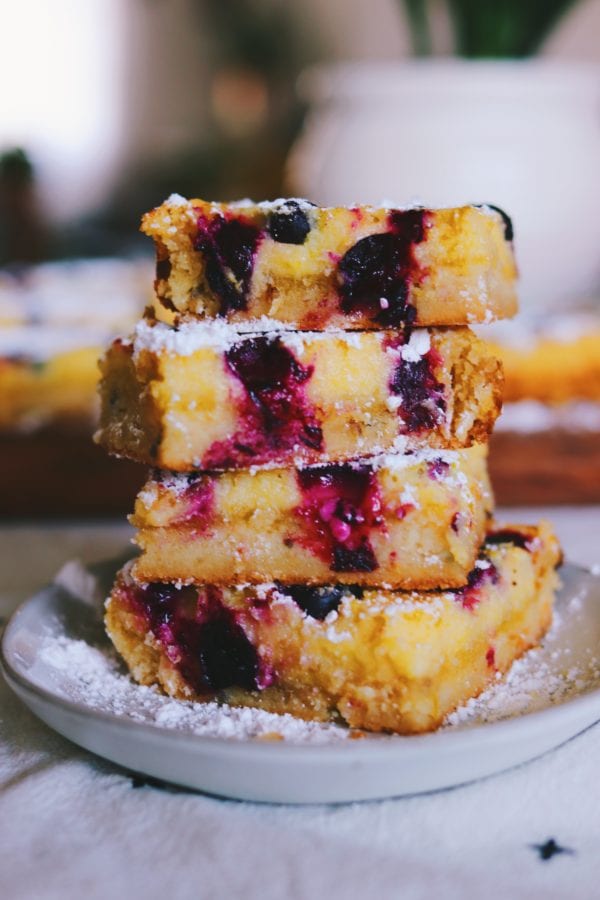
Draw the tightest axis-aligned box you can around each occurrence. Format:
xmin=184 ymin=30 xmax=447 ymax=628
xmin=447 ymin=0 xmax=581 ymax=57
xmin=401 ymin=0 xmax=432 ymax=56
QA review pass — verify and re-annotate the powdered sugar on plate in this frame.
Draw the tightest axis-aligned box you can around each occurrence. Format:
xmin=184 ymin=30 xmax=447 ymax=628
xmin=34 ymin=633 xmax=349 ymax=744
xmin=445 ymin=587 xmax=600 ymax=728
xmin=26 ymin=572 xmax=600 ymax=744
xmin=12 ymin=558 xmax=600 ymax=745
xmin=7 ymin=559 xmax=600 ymax=801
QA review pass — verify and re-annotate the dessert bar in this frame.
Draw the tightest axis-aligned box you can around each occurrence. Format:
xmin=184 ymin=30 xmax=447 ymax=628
xmin=494 ymin=330 xmax=600 ymax=404
xmin=98 ymin=191 xmax=560 ymax=738
xmin=143 ymin=197 xmax=517 ymax=329
xmin=106 ymin=523 xmax=560 ymax=734
xmin=131 ymin=446 xmax=492 ymax=589
xmin=0 ymin=345 xmax=100 ymax=432
xmin=96 ymin=319 xmax=503 ymax=470
xmin=484 ymin=312 xmax=600 ymax=504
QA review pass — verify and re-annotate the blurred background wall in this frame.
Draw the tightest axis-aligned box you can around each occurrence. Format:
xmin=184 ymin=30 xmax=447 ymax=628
xmin=1 ymin=0 xmax=599 ymax=514
xmin=2 ymin=0 xmax=599 ymax=259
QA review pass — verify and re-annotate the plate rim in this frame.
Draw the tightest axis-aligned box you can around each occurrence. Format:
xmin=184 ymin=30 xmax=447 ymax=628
xmin=2 ymin=559 xmax=600 ymax=761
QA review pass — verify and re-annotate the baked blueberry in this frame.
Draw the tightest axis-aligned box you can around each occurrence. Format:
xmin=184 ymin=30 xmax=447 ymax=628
xmin=284 ymin=584 xmax=364 ymax=620
xmin=267 ymin=200 xmax=313 ymax=245
xmin=486 ymin=529 xmax=531 ymax=550
xmin=195 ymin=215 xmax=262 ymax=313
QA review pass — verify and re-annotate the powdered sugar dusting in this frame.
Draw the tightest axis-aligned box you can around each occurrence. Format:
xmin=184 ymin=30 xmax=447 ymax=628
xmin=165 ymin=193 xmax=189 ymax=208
xmin=131 ymin=318 xmax=387 ymax=360
xmin=379 ymin=447 xmax=459 ymax=472
xmin=399 ymin=330 xmax=431 ymax=363
xmin=32 ymin=585 xmax=600 ymax=742
xmin=34 ymin=634 xmax=349 ymax=744
xmin=445 ymin=586 xmax=600 ymax=728
xmin=159 ymin=194 xmax=489 ymax=217
xmin=132 ymin=319 xmax=236 ymax=358
xmin=21 ymin=562 xmax=600 ymax=743
xmin=144 ymin=447 xmax=476 ymax=505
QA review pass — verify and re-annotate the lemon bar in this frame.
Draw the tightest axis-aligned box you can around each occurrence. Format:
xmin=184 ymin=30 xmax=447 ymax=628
xmin=0 ymin=340 xmax=100 ymax=432
xmin=492 ymin=313 xmax=600 ymax=406
xmin=96 ymin=319 xmax=502 ymax=470
xmin=142 ymin=196 xmax=517 ymax=329
xmin=105 ymin=523 xmax=560 ymax=734
xmin=131 ymin=446 xmax=492 ymax=589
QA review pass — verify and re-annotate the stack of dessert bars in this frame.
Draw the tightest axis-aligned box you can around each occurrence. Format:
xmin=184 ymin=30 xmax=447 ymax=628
xmin=98 ymin=197 xmax=560 ymax=734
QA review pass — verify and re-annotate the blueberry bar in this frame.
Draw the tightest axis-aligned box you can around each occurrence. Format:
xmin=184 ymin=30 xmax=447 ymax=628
xmin=491 ymin=321 xmax=600 ymax=404
xmin=142 ymin=196 xmax=517 ymax=329
xmin=105 ymin=523 xmax=560 ymax=734
xmin=96 ymin=319 xmax=503 ymax=470
xmin=130 ymin=445 xmax=492 ymax=589
xmin=0 ymin=342 xmax=101 ymax=432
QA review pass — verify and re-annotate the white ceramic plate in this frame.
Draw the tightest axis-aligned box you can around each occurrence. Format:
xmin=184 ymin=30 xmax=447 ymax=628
xmin=2 ymin=558 xmax=600 ymax=804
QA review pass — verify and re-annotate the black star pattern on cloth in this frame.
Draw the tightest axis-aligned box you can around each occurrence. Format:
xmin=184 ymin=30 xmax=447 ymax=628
xmin=531 ymin=838 xmax=575 ymax=861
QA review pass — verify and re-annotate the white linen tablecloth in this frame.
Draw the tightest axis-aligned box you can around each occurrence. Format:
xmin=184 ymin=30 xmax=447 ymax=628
xmin=1 ymin=508 xmax=599 ymax=900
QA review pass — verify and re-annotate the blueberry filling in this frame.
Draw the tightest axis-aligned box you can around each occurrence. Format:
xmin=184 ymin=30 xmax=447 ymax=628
xmin=204 ymin=336 xmax=322 ymax=467
xmin=427 ymin=458 xmax=450 ymax=480
xmin=337 ymin=209 xmax=429 ymax=326
xmin=456 ymin=559 xmax=500 ymax=611
xmin=296 ymin=464 xmax=383 ymax=573
xmin=467 ymin=560 xmax=499 ymax=591
xmin=332 ymin=541 xmax=378 ymax=573
xmin=485 ymin=529 xmax=531 ymax=551
xmin=388 ymin=339 xmax=446 ymax=432
xmin=197 ymin=606 xmax=260 ymax=691
xmin=267 ymin=200 xmax=313 ymax=245
xmin=194 ymin=213 xmax=262 ymax=313
xmin=156 ymin=257 xmax=171 ymax=280
xmin=150 ymin=471 xmax=214 ymax=527
xmin=282 ymin=584 xmax=363 ymax=620
xmin=126 ymin=583 xmax=268 ymax=693
xmin=180 ymin=479 xmax=214 ymax=526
